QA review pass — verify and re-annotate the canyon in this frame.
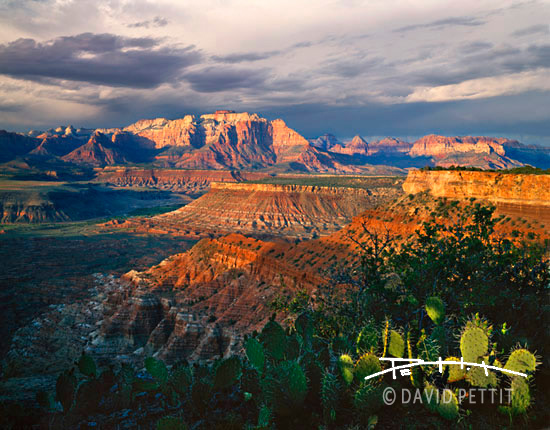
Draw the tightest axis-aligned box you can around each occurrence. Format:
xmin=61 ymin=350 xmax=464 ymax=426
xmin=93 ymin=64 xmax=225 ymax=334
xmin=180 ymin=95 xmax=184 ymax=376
xmin=4 ymin=170 xmax=548 ymax=391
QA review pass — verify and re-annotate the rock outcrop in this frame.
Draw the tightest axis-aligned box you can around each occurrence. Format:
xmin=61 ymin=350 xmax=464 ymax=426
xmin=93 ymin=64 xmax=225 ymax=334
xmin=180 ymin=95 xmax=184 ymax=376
xmin=3 ymin=114 xmax=550 ymax=172
xmin=330 ymin=135 xmax=369 ymax=156
xmin=403 ymin=169 xmax=550 ymax=225
xmin=118 ymin=180 xmax=402 ymax=239
xmin=95 ymin=168 xmax=270 ymax=193
xmin=403 ymin=169 xmax=550 ymax=206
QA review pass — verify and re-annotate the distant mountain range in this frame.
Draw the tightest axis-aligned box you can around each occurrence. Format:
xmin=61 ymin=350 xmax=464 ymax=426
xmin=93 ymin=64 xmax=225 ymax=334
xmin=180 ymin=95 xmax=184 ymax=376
xmin=2 ymin=110 xmax=550 ymax=175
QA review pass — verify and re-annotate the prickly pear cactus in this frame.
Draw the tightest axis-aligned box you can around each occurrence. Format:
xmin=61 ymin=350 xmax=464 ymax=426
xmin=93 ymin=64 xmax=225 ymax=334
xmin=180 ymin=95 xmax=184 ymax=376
xmin=170 ymin=364 xmax=193 ymax=396
xmin=504 ymin=349 xmax=537 ymax=374
xmin=429 ymin=325 xmax=447 ymax=351
xmin=145 ymin=357 xmax=168 ymax=384
xmin=425 ymin=297 xmax=445 ymax=325
xmin=245 ymin=338 xmax=265 ymax=373
xmin=295 ymin=312 xmax=314 ymax=345
xmin=443 ymin=357 xmax=466 ymax=383
xmin=408 ymin=331 xmax=423 ymax=388
xmin=285 ymin=361 xmax=308 ymax=404
xmin=436 ymin=389 xmax=459 ymax=420
xmin=387 ymin=330 xmax=405 ymax=358
xmin=260 ymin=320 xmax=287 ymax=361
xmin=460 ymin=326 xmax=489 ymax=363
xmin=56 ymin=370 xmax=77 ymax=413
xmin=77 ymin=353 xmax=97 ymax=378
xmin=356 ymin=322 xmax=379 ymax=354
xmin=338 ymin=354 xmax=354 ymax=385
xmin=510 ymin=377 xmax=531 ymax=415
xmin=422 ymin=383 xmax=439 ymax=413
xmin=321 ymin=372 xmax=341 ymax=422
xmin=263 ymin=360 xmax=308 ymax=416
xmin=257 ymin=404 xmax=272 ymax=429
xmin=416 ymin=331 xmax=440 ymax=363
xmin=465 ymin=365 xmax=498 ymax=388
xmin=214 ymin=356 xmax=242 ymax=390
xmin=382 ymin=320 xmax=390 ymax=357
xmin=354 ymin=353 xmax=381 ymax=381
xmin=353 ymin=382 xmax=384 ymax=418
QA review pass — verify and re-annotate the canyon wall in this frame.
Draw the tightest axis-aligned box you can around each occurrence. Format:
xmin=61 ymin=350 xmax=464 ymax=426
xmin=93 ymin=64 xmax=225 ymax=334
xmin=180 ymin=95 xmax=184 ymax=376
xmin=403 ymin=170 xmax=550 ymax=226
xmin=403 ymin=170 xmax=550 ymax=205
xmin=95 ymin=168 xmax=270 ymax=193
xmin=138 ymin=181 xmax=402 ymax=238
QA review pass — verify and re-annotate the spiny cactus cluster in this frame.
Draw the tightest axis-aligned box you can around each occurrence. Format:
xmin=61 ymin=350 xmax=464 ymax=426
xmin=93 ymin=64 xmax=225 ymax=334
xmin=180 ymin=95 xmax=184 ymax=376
xmin=32 ymin=305 xmax=540 ymax=429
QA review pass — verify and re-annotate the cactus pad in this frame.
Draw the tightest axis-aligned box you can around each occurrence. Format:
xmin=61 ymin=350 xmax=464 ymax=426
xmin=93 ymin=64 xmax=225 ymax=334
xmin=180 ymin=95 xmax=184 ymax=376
xmin=443 ymin=357 xmax=466 ymax=383
xmin=245 ymin=337 xmax=265 ymax=373
xmin=356 ymin=323 xmax=379 ymax=354
xmin=354 ymin=353 xmax=381 ymax=381
xmin=145 ymin=357 xmax=168 ymax=384
xmin=504 ymin=349 xmax=537 ymax=374
xmin=425 ymin=297 xmax=445 ymax=325
xmin=460 ymin=326 xmax=489 ymax=362
xmin=214 ymin=356 xmax=242 ymax=390
xmin=77 ymin=353 xmax=97 ymax=378
xmin=353 ymin=382 xmax=384 ymax=417
xmin=436 ymin=389 xmax=459 ymax=420
xmin=510 ymin=377 xmax=531 ymax=415
xmin=422 ymin=384 xmax=439 ymax=413
xmin=321 ymin=371 xmax=341 ymax=420
xmin=387 ymin=330 xmax=405 ymax=358
xmin=465 ymin=365 xmax=497 ymax=388
xmin=338 ymin=354 xmax=354 ymax=385
xmin=260 ymin=320 xmax=287 ymax=361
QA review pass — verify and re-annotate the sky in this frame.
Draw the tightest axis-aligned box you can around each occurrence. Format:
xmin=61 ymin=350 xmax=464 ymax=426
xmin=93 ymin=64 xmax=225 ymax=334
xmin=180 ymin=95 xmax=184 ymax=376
xmin=0 ymin=0 xmax=549 ymax=144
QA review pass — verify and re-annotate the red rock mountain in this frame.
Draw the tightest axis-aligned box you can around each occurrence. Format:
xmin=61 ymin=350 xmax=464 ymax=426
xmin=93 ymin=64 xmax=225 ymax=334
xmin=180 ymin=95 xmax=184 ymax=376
xmin=62 ymin=132 xmax=130 ymax=166
xmin=368 ymin=138 xmax=412 ymax=155
xmin=331 ymin=135 xmax=369 ymax=156
xmin=2 ymin=111 xmax=550 ymax=171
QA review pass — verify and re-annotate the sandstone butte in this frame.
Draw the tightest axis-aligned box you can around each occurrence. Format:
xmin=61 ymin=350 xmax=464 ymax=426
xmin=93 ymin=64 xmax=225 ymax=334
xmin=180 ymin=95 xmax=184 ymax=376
xmin=113 ymin=180 xmax=403 ymax=239
xmin=95 ymin=168 xmax=270 ymax=193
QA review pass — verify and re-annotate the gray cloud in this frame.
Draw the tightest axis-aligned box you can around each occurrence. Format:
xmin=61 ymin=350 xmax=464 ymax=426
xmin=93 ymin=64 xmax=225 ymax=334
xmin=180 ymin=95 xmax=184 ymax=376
xmin=409 ymin=43 xmax=550 ymax=87
xmin=320 ymin=56 xmax=386 ymax=78
xmin=183 ymin=67 xmax=269 ymax=93
xmin=395 ymin=16 xmax=486 ymax=33
xmin=459 ymin=41 xmax=493 ymax=53
xmin=0 ymin=33 xmax=201 ymax=88
xmin=212 ymin=50 xmax=282 ymax=63
xmin=512 ymin=23 xmax=549 ymax=37
xmin=127 ymin=16 xmax=169 ymax=28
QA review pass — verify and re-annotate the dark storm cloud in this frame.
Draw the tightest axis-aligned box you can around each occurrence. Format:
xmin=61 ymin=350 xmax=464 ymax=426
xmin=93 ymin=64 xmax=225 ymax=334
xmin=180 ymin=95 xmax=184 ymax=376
xmin=0 ymin=101 xmax=23 ymax=112
xmin=511 ymin=23 xmax=549 ymax=37
xmin=127 ymin=16 xmax=169 ymax=28
xmin=409 ymin=43 xmax=550 ymax=87
xmin=183 ymin=67 xmax=269 ymax=92
xmin=395 ymin=16 xmax=486 ymax=33
xmin=212 ymin=50 xmax=282 ymax=63
xmin=0 ymin=33 xmax=201 ymax=88
xmin=259 ymin=91 xmax=550 ymax=140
